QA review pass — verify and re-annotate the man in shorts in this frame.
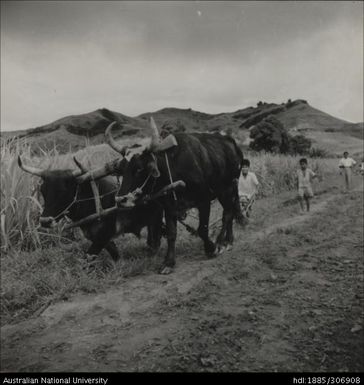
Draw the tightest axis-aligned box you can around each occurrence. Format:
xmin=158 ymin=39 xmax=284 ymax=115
xmin=296 ymin=158 xmax=318 ymax=213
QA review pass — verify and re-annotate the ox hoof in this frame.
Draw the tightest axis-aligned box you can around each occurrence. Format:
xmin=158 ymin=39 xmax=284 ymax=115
xmin=159 ymin=266 xmax=174 ymax=275
xmin=226 ymin=244 xmax=233 ymax=252
xmin=216 ymin=244 xmax=226 ymax=254
xmin=206 ymin=250 xmax=218 ymax=259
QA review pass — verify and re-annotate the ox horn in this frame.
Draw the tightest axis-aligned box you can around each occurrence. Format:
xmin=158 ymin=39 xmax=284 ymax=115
xmin=105 ymin=121 xmax=127 ymax=155
xmin=150 ymin=116 xmax=161 ymax=150
xmin=18 ymin=156 xmax=45 ymax=177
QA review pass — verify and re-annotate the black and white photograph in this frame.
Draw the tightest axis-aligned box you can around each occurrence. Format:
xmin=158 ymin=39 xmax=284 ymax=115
xmin=0 ymin=0 xmax=363 ymax=376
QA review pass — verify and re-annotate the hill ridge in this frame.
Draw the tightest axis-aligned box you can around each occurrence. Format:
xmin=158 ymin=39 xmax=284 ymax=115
xmin=1 ymin=99 xmax=362 ymax=156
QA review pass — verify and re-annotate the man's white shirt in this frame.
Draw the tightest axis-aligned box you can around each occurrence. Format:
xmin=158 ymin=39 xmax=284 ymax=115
xmin=339 ymin=158 xmax=356 ymax=168
xmin=238 ymin=172 xmax=259 ymax=199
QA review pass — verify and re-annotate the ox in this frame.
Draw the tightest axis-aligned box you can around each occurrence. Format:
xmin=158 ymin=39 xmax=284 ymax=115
xmin=18 ymin=156 xmax=163 ymax=260
xmin=103 ymin=118 xmax=244 ymax=274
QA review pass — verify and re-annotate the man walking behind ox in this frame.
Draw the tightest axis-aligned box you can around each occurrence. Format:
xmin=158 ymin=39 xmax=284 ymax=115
xmin=339 ymin=151 xmax=356 ymax=191
xmin=238 ymin=159 xmax=259 ymax=223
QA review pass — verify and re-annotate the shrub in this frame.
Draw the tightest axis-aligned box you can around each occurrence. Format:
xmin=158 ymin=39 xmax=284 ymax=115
xmin=309 ymin=147 xmax=331 ymax=158
xmin=288 ymin=135 xmax=312 ymax=155
xmin=249 ymin=116 xmax=290 ymax=154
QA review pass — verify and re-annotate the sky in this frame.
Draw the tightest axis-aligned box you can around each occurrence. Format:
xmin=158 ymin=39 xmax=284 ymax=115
xmin=1 ymin=1 xmax=363 ymax=132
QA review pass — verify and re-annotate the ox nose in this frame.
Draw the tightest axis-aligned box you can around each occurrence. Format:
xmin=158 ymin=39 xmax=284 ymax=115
xmin=119 ymin=196 xmax=128 ymax=203
xmin=115 ymin=193 xmax=136 ymax=208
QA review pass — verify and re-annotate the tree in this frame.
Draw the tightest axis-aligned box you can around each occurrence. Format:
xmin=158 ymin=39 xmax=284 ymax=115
xmin=288 ymin=135 xmax=312 ymax=155
xmin=249 ymin=116 xmax=290 ymax=153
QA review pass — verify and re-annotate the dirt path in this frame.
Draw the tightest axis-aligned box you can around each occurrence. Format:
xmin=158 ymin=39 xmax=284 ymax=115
xmin=1 ymin=183 xmax=363 ymax=372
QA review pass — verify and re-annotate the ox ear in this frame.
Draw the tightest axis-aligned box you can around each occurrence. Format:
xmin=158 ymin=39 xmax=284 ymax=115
xmin=151 ymin=134 xmax=178 ymax=153
xmin=147 ymin=159 xmax=160 ymax=178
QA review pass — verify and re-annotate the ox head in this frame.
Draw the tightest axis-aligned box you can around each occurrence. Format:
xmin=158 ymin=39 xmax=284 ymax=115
xmin=18 ymin=156 xmax=84 ymax=227
xmin=18 ymin=155 xmax=114 ymax=228
xmin=105 ymin=117 xmax=177 ymax=208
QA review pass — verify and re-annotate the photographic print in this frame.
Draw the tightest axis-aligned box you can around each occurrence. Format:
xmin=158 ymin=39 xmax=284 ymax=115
xmin=1 ymin=0 xmax=363 ymax=376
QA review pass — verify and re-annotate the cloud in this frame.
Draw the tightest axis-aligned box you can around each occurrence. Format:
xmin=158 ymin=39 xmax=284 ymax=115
xmin=1 ymin=1 xmax=363 ymax=131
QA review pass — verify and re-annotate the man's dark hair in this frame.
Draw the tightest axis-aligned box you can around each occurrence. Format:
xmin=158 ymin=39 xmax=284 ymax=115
xmin=242 ymin=159 xmax=250 ymax=167
xmin=343 ymin=151 xmax=349 ymax=156
xmin=299 ymin=158 xmax=308 ymax=165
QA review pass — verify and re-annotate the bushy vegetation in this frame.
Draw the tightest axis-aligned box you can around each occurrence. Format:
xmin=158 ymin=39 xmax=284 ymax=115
xmin=309 ymin=147 xmax=332 ymax=158
xmin=249 ymin=116 xmax=314 ymax=156
xmin=249 ymin=116 xmax=290 ymax=154
xmin=289 ymin=135 xmax=312 ymax=156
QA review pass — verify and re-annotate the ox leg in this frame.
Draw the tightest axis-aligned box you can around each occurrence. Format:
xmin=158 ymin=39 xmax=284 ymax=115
xmin=87 ymin=237 xmax=119 ymax=262
xmin=225 ymin=216 xmax=234 ymax=251
xmin=159 ymin=210 xmax=177 ymax=275
xmin=104 ymin=240 xmax=120 ymax=261
xmin=217 ymin=188 xmax=236 ymax=253
xmin=86 ymin=243 xmax=103 ymax=256
xmin=197 ymin=202 xmax=216 ymax=258
xmin=218 ymin=210 xmax=234 ymax=252
xmin=146 ymin=209 xmax=163 ymax=254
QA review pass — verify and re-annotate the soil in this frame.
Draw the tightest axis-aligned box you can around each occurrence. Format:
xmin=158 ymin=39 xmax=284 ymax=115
xmin=1 ymin=179 xmax=363 ymax=372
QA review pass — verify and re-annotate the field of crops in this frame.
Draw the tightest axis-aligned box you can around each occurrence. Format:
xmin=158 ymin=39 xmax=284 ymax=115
xmin=0 ymin=137 xmax=340 ymax=324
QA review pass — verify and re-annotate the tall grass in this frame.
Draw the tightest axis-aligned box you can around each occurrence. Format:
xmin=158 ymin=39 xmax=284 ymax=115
xmin=1 ymin=140 xmax=43 ymax=251
xmin=248 ymin=152 xmax=337 ymax=197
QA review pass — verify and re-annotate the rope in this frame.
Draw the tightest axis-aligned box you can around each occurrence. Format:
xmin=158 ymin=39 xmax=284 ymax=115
xmin=68 ymin=187 xmax=120 ymax=204
xmin=49 ymin=184 xmax=120 ymax=223
xmin=165 ymin=153 xmax=177 ymax=201
xmin=52 ymin=185 xmax=80 ymax=220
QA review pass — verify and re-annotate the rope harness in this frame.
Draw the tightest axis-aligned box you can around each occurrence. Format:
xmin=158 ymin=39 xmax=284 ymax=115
xmin=61 ymin=153 xmax=176 ymax=228
xmin=49 ymin=183 xmax=120 ymax=223
xmin=165 ymin=153 xmax=177 ymax=201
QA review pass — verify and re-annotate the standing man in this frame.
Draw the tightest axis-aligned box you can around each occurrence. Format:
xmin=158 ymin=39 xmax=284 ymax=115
xmin=296 ymin=158 xmax=318 ymax=213
xmin=238 ymin=159 xmax=259 ymax=222
xmin=339 ymin=151 xmax=357 ymax=191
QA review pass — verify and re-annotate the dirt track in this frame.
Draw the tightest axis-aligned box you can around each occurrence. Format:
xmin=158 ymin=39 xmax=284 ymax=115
xmin=1 ymin=182 xmax=363 ymax=372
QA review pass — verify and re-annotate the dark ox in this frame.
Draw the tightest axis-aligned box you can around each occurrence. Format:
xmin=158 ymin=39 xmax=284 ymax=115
xmin=104 ymin=118 xmax=244 ymax=274
xmin=18 ymin=156 xmax=163 ymax=260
